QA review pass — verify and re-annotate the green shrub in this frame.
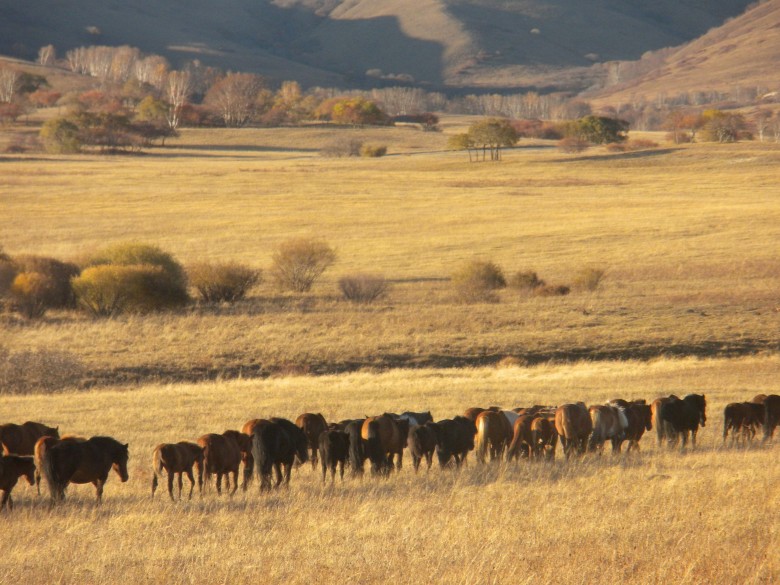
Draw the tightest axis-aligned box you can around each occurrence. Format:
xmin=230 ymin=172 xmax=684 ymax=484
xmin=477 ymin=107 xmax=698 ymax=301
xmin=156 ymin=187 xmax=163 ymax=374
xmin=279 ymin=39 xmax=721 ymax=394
xmin=72 ymin=264 xmax=187 ymax=316
xmin=10 ymin=272 xmax=57 ymax=319
xmin=39 ymin=117 xmax=81 ymax=154
xmin=451 ymin=259 xmax=506 ymax=303
xmin=360 ymin=144 xmax=387 ymax=158
xmin=574 ymin=267 xmax=606 ymax=292
xmin=85 ymin=242 xmax=186 ymax=289
xmin=187 ymin=261 xmax=261 ymax=303
xmin=271 ymin=238 xmax=336 ymax=293
xmin=338 ymin=273 xmax=388 ymax=303
xmin=508 ymin=270 xmax=545 ymax=291
xmin=13 ymin=255 xmax=80 ymax=308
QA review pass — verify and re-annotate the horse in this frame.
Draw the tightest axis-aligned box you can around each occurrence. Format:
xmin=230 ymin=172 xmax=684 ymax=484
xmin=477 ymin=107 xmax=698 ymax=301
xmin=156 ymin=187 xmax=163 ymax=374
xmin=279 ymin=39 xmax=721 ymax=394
xmin=0 ymin=421 xmax=59 ymax=455
xmin=463 ymin=406 xmax=500 ymax=423
xmin=343 ymin=419 xmax=367 ymax=475
xmin=197 ymin=430 xmax=250 ymax=496
xmin=659 ymin=394 xmax=707 ymax=449
xmin=651 ymin=396 xmax=679 ymax=447
xmin=723 ymin=402 xmax=764 ymax=445
xmin=429 ymin=417 xmax=475 ymax=468
xmin=361 ymin=414 xmax=409 ymax=475
xmin=151 ymin=442 xmax=204 ymax=500
xmin=295 ymin=413 xmax=329 ymax=470
xmin=506 ymin=414 xmax=535 ymax=462
xmin=240 ymin=418 xmax=272 ymax=489
xmin=530 ymin=416 xmax=558 ymax=460
xmin=753 ymin=394 xmax=780 ymax=442
xmin=318 ymin=429 xmax=350 ymax=483
xmin=0 ymin=455 xmax=36 ymax=510
xmin=41 ymin=436 xmax=129 ymax=503
xmin=619 ymin=402 xmax=653 ymax=452
xmin=407 ymin=424 xmax=437 ymax=472
xmin=588 ymin=405 xmax=627 ymax=454
xmin=252 ymin=418 xmax=309 ymax=490
xmin=474 ymin=410 xmax=512 ymax=463
xmin=555 ymin=403 xmax=592 ymax=459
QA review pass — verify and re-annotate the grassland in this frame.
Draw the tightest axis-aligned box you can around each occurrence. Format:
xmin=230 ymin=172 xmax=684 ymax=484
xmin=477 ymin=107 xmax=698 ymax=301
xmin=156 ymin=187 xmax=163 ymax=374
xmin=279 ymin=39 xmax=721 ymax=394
xmin=0 ymin=357 xmax=778 ymax=584
xmin=2 ymin=125 xmax=780 ymax=384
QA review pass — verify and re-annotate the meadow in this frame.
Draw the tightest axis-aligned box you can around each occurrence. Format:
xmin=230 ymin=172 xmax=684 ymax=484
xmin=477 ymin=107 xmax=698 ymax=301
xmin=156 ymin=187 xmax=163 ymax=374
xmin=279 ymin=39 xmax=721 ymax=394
xmin=1 ymin=122 xmax=779 ymax=583
xmin=0 ymin=357 xmax=779 ymax=584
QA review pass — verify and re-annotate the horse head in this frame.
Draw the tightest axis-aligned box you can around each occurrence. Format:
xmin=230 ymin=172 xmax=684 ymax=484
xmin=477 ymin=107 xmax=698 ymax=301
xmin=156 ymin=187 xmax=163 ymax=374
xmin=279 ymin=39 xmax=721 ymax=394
xmin=113 ymin=442 xmax=130 ymax=483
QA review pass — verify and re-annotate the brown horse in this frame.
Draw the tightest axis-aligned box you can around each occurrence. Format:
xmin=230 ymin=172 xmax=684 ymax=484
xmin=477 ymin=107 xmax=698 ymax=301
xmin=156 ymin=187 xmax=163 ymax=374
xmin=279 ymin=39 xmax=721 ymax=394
xmin=151 ymin=442 xmax=204 ymax=500
xmin=41 ymin=436 xmax=129 ymax=503
xmin=240 ymin=418 xmax=271 ymax=489
xmin=407 ymin=424 xmax=437 ymax=472
xmin=506 ymin=414 xmax=535 ymax=462
xmin=33 ymin=435 xmax=85 ymax=495
xmin=753 ymin=394 xmax=780 ymax=442
xmin=0 ymin=421 xmax=59 ymax=455
xmin=651 ymin=396 xmax=679 ymax=447
xmin=555 ymin=403 xmax=593 ymax=459
xmin=295 ymin=413 xmax=329 ymax=470
xmin=361 ymin=414 xmax=409 ymax=475
xmin=197 ymin=430 xmax=250 ymax=496
xmin=252 ymin=418 xmax=310 ymax=490
xmin=475 ymin=410 xmax=512 ymax=463
xmin=530 ymin=416 xmax=558 ymax=460
xmin=0 ymin=455 xmax=36 ymax=510
xmin=618 ymin=402 xmax=653 ymax=452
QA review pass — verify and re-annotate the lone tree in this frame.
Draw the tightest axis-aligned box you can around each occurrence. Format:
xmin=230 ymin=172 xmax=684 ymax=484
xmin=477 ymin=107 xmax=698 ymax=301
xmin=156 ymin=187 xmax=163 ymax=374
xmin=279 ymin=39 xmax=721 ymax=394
xmin=270 ymin=238 xmax=336 ymax=293
xmin=459 ymin=118 xmax=518 ymax=161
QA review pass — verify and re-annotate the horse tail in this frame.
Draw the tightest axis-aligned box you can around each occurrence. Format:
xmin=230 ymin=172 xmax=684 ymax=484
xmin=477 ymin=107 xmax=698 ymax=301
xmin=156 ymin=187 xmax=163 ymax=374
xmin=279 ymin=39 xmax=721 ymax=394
xmin=151 ymin=446 xmax=164 ymax=497
xmin=201 ymin=441 xmax=213 ymax=489
xmin=475 ymin=415 xmax=490 ymax=464
xmin=588 ymin=409 xmax=602 ymax=451
xmin=347 ymin=425 xmax=364 ymax=475
xmin=41 ymin=446 xmax=66 ymax=502
xmin=251 ymin=429 xmax=273 ymax=489
xmin=652 ymin=403 xmax=665 ymax=446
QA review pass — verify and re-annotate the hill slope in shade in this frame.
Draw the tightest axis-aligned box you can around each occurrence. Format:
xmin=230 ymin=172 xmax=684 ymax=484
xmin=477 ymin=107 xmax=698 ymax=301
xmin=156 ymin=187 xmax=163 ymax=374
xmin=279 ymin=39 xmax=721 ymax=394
xmin=0 ymin=0 xmax=756 ymax=89
xmin=592 ymin=0 xmax=780 ymax=104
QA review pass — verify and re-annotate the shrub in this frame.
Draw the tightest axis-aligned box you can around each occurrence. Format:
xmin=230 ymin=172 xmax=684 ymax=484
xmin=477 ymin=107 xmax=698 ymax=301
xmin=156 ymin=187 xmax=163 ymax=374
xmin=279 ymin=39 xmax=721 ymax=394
xmin=574 ymin=267 xmax=606 ymax=292
xmin=320 ymin=138 xmax=363 ymax=158
xmin=0 ymin=345 xmax=85 ymax=394
xmin=508 ymin=270 xmax=545 ymax=291
xmin=0 ymin=258 xmax=16 ymax=299
xmin=13 ymin=255 xmax=80 ymax=308
xmin=72 ymin=264 xmax=187 ymax=316
xmin=39 ymin=117 xmax=82 ymax=153
xmin=270 ymin=238 xmax=337 ymax=293
xmin=10 ymin=272 xmax=57 ymax=318
xmin=557 ymin=137 xmax=590 ymax=153
xmin=360 ymin=144 xmax=387 ymax=158
xmin=187 ymin=261 xmax=261 ymax=303
xmin=533 ymin=284 xmax=571 ymax=297
xmin=451 ymin=259 xmax=506 ymax=303
xmin=338 ymin=273 xmax=388 ymax=303
xmin=85 ymin=242 xmax=187 ymax=290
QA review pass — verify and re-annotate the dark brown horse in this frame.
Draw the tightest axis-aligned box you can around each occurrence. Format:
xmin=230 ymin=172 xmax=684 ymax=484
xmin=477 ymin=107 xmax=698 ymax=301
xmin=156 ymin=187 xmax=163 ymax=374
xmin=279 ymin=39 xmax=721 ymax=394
xmin=407 ymin=424 xmax=437 ymax=472
xmin=33 ymin=435 xmax=85 ymax=495
xmin=361 ymin=414 xmax=409 ymax=475
xmin=475 ymin=410 xmax=512 ymax=463
xmin=240 ymin=418 xmax=272 ymax=489
xmin=651 ymin=396 xmax=679 ymax=447
xmin=295 ymin=413 xmax=329 ymax=470
xmin=506 ymin=414 xmax=535 ymax=462
xmin=41 ymin=436 xmax=129 ymax=503
xmin=252 ymin=418 xmax=309 ymax=490
xmin=197 ymin=430 xmax=250 ymax=496
xmin=0 ymin=421 xmax=59 ymax=455
xmin=723 ymin=402 xmax=764 ymax=444
xmin=428 ymin=417 xmax=476 ymax=468
xmin=617 ymin=401 xmax=653 ymax=452
xmin=659 ymin=394 xmax=706 ymax=449
xmin=318 ymin=429 xmax=350 ymax=483
xmin=530 ymin=416 xmax=558 ymax=460
xmin=0 ymin=455 xmax=36 ymax=510
xmin=555 ymin=403 xmax=592 ymax=459
xmin=151 ymin=442 xmax=204 ymax=500
xmin=753 ymin=394 xmax=780 ymax=442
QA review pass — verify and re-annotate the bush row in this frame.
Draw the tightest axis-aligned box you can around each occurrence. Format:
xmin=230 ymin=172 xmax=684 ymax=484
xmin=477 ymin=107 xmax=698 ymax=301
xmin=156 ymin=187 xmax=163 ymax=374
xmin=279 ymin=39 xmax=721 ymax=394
xmin=0 ymin=242 xmax=605 ymax=319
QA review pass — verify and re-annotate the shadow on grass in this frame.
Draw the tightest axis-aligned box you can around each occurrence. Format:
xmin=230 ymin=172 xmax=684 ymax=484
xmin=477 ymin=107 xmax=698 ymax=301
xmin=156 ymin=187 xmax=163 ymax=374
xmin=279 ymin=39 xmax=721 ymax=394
xmin=554 ymin=147 xmax=683 ymax=163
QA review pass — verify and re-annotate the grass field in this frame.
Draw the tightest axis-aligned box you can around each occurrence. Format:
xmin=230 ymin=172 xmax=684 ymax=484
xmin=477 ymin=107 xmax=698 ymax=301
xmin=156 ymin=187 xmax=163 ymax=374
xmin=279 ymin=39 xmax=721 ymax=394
xmin=2 ymin=126 xmax=780 ymax=384
xmin=0 ymin=357 xmax=778 ymax=584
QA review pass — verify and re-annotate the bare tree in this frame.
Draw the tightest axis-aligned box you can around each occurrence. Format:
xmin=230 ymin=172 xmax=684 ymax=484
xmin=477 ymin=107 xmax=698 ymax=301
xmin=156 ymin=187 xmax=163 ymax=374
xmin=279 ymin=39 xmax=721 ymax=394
xmin=38 ymin=45 xmax=56 ymax=66
xmin=204 ymin=73 xmax=265 ymax=127
xmin=0 ymin=67 xmax=18 ymax=103
xmin=165 ymin=70 xmax=191 ymax=129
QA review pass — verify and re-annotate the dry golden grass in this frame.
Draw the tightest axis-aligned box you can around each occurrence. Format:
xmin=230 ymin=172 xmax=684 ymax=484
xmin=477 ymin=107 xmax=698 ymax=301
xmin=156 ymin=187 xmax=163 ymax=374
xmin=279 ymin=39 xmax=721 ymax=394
xmin=0 ymin=356 xmax=778 ymax=584
xmin=1 ymin=126 xmax=780 ymax=381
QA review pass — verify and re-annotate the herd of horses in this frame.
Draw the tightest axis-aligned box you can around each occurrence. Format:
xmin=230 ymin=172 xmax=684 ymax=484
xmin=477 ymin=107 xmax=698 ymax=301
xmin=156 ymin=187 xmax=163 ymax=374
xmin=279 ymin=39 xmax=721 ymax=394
xmin=0 ymin=392 xmax=778 ymax=508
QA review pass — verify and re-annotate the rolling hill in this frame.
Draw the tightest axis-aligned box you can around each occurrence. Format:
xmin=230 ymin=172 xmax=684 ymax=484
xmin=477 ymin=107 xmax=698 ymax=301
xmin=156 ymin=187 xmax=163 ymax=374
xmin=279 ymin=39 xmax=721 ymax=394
xmin=0 ymin=0 xmax=757 ymax=90
xmin=591 ymin=0 xmax=780 ymax=104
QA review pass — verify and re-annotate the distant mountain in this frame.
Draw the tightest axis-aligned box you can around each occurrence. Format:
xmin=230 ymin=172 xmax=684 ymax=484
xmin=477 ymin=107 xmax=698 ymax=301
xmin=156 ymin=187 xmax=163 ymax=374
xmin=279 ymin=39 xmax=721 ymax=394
xmin=590 ymin=0 xmax=780 ymax=104
xmin=0 ymin=0 xmax=756 ymax=90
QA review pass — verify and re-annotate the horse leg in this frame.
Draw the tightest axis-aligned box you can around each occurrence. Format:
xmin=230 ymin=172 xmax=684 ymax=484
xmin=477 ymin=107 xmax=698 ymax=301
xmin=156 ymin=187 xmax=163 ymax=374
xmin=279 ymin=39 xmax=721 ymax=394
xmin=283 ymin=463 xmax=292 ymax=487
xmin=311 ymin=446 xmax=318 ymax=471
xmin=274 ymin=463 xmax=283 ymax=488
xmin=167 ymin=470 xmax=175 ymax=501
xmin=412 ymin=454 xmax=420 ymax=473
xmin=396 ymin=449 xmax=403 ymax=472
xmin=177 ymin=472 xmax=184 ymax=500
xmin=230 ymin=470 xmax=238 ymax=496
xmin=185 ymin=469 xmax=195 ymax=500
xmin=216 ymin=473 xmax=223 ymax=495
xmin=321 ymin=457 xmax=327 ymax=483
xmin=151 ymin=473 xmax=158 ymax=499
xmin=0 ymin=490 xmax=8 ymax=511
xmin=94 ymin=480 xmax=104 ymax=504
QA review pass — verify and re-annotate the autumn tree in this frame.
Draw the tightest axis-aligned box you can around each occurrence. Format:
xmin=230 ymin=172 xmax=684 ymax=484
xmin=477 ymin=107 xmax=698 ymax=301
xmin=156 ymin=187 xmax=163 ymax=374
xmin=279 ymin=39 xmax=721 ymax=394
xmin=316 ymin=96 xmax=389 ymax=126
xmin=567 ymin=115 xmax=629 ymax=144
xmin=204 ymin=73 xmax=265 ymax=127
xmin=165 ymin=70 xmax=191 ymax=129
xmin=0 ymin=67 xmax=18 ymax=103
xmin=466 ymin=118 xmax=518 ymax=161
xmin=700 ymin=110 xmax=748 ymax=143
xmin=38 ymin=45 xmax=56 ymax=66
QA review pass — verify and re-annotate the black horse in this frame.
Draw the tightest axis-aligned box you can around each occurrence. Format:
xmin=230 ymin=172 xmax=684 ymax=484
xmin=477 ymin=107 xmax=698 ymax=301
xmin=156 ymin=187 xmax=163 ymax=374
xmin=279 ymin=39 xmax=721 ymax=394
xmin=251 ymin=418 xmax=308 ymax=491
xmin=407 ymin=424 xmax=437 ymax=472
xmin=318 ymin=429 xmax=350 ymax=483
xmin=429 ymin=416 xmax=476 ymax=468
xmin=659 ymin=394 xmax=706 ymax=449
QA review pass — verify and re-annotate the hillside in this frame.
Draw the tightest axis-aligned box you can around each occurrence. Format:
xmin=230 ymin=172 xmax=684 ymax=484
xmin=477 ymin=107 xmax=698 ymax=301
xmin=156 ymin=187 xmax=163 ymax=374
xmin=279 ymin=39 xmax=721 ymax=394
xmin=0 ymin=0 xmax=755 ymax=90
xmin=591 ymin=0 xmax=780 ymax=104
